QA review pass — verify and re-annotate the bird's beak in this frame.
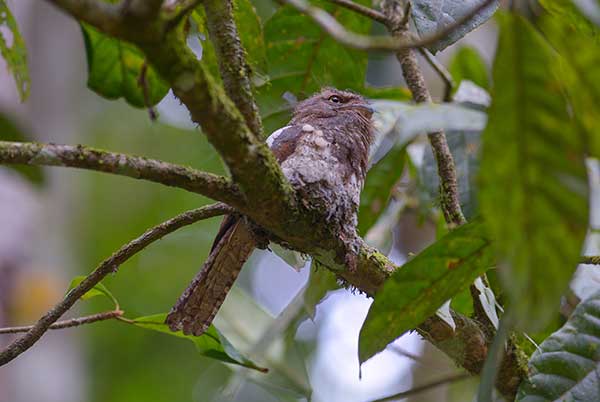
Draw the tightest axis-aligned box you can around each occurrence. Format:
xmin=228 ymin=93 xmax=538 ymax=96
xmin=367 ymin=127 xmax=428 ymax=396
xmin=337 ymin=104 xmax=375 ymax=116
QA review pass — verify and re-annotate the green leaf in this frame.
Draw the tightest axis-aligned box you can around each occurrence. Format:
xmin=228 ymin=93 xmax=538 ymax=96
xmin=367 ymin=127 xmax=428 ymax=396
xmin=358 ymin=145 xmax=406 ymax=234
xmin=191 ymin=0 xmax=266 ymax=77
xmin=258 ymin=0 xmax=373 ymax=133
xmin=539 ymin=1 xmax=600 ymax=159
xmin=358 ymin=219 xmax=494 ymax=363
xmin=0 ymin=114 xmax=43 ymax=184
xmin=516 ymin=289 xmax=600 ymax=402
xmin=303 ymin=260 xmax=338 ymax=319
xmin=234 ymin=0 xmax=267 ymax=73
xmin=0 ymin=0 xmax=29 ymax=101
xmin=479 ymin=13 xmax=588 ymax=330
xmin=449 ymin=46 xmax=489 ymax=91
xmin=81 ymin=24 xmax=169 ymax=108
xmin=411 ymin=0 xmax=499 ymax=53
xmin=132 ymin=313 xmax=268 ymax=372
xmin=66 ymin=275 xmax=119 ymax=307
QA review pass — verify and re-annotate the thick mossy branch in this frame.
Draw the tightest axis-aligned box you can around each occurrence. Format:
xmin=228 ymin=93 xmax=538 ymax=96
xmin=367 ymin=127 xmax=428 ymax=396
xmin=0 ymin=141 xmax=244 ymax=208
xmin=203 ymin=0 xmax=263 ymax=138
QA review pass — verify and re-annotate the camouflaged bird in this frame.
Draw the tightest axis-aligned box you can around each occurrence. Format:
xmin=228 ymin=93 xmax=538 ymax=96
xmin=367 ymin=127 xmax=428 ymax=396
xmin=166 ymin=88 xmax=375 ymax=336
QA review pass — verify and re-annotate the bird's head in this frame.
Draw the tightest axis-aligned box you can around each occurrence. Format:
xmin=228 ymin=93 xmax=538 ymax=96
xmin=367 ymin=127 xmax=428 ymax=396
xmin=290 ymin=88 xmax=374 ymax=124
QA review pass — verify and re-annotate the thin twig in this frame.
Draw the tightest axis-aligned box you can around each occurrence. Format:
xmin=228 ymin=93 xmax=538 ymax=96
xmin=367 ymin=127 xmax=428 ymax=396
xmin=373 ymin=373 xmax=472 ymax=402
xmin=138 ymin=61 xmax=158 ymax=121
xmin=418 ymin=48 xmax=455 ymax=102
xmin=390 ymin=344 xmax=425 ymax=364
xmin=0 ymin=203 xmax=231 ymax=366
xmin=0 ymin=310 xmax=124 ymax=334
xmin=0 ymin=141 xmax=243 ymax=209
xmin=280 ymin=0 xmax=497 ymax=52
xmin=326 ymin=0 xmax=388 ymax=24
xmin=581 ymin=256 xmax=600 ymax=265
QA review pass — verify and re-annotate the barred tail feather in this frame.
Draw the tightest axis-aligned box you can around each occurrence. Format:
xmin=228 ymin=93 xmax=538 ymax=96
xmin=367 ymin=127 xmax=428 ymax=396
xmin=165 ymin=216 xmax=257 ymax=336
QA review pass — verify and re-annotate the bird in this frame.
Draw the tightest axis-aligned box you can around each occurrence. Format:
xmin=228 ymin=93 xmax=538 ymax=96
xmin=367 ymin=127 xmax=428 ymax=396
xmin=165 ymin=87 xmax=375 ymax=336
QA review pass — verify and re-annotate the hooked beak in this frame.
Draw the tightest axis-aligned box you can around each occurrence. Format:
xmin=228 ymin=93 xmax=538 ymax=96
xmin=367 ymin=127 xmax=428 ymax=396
xmin=336 ymin=103 xmax=375 ymax=116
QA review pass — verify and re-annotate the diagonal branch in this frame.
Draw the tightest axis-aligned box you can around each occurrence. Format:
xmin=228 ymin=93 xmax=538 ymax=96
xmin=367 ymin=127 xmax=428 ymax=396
xmin=203 ymin=0 xmax=264 ymax=138
xmin=0 ymin=203 xmax=230 ymax=366
xmin=0 ymin=141 xmax=244 ymax=209
xmin=281 ymin=0 xmax=496 ymax=52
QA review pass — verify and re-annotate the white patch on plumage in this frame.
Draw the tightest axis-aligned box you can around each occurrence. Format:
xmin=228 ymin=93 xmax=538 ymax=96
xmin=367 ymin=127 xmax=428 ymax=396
xmin=266 ymin=125 xmax=291 ymax=147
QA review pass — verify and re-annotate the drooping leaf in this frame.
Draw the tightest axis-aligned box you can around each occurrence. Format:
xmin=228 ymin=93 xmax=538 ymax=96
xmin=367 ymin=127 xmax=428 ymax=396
xmin=0 ymin=113 xmax=43 ymax=184
xmin=81 ymin=24 xmax=169 ymax=108
xmin=66 ymin=275 xmax=119 ymax=307
xmin=411 ymin=0 xmax=499 ymax=53
xmin=516 ymin=289 xmax=600 ymax=402
xmin=132 ymin=313 xmax=268 ymax=372
xmin=449 ymin=46 xmax=489 ymax=91
xmin=479 ymin=13 xmax=588 ymax=331
xmin=258 ymin=0 xmax=373 ymax=133
xmin=539 ymin=0 xmax=600 ymax=159
xmin=359 ymin=219 xmax=494 ymax=363
xmin=303 ymin=260 xmax=338 ymax=319
xmin=0 ymin=0 xmax=29 ymax=101
xmin=358 ymin=145 xmax=406 ymax=234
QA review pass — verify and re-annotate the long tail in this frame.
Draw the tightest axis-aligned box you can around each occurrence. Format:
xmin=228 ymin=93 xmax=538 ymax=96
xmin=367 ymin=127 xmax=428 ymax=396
xmin=165 ymin=216 xmax=257 ymax=336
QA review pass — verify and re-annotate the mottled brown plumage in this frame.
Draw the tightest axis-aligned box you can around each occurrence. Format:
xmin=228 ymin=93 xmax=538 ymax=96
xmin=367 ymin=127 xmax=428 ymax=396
xmin=166 ymin=88 xmax=374 ymax=336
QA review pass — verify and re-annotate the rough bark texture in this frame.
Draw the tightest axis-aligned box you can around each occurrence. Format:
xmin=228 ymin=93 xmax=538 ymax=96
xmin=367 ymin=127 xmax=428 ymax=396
xmin=0 ymin=141 xmax=243 ymax=208
xmin=203 ymin=0 xmax=263 ymax=138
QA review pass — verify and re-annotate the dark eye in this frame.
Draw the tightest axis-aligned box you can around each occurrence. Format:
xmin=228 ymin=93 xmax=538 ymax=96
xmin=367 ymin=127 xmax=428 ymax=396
xmin=329 ymin=95 xmax=342 ymax=104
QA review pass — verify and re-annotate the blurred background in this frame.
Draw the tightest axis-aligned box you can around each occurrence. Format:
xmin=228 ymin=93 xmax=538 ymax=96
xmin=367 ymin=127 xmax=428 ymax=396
xmin=0 ymin=1 xmax=597 ymax=402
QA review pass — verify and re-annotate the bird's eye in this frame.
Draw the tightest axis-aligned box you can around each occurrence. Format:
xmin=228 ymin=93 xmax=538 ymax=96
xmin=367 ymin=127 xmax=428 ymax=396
xmin=329 ymin=95 xmax=342 ymax=104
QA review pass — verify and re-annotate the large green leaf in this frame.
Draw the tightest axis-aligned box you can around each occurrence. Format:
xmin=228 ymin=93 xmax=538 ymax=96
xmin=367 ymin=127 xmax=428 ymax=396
xmin=258 ymin=1 xmax=373 ymax=133
xmin=358 ymin=145 xmax=406 ymax=234
xmin=132 ymin=313 xmax=268 ymax=372
xmin=358 ymin=219 xmax=494 ymax=363
xmin=0 ymin=0 xmax=29 ymax=101
xmin=539 ymin=0 xmax=600 ymax=159
xmin=81 ymin=24 xmax=169 ymax=108
xmin=516 ymin=289 xmax=600 ymax=402
xmin=449 ymin=46 xmax=489 ymax=91
xmin=479 ymin=13 xmax=588 ymax=331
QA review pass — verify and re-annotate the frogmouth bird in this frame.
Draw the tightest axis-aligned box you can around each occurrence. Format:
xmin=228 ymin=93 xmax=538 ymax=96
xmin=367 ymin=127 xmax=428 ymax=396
xmin=166 ymin=88 xmax=375 ymax=336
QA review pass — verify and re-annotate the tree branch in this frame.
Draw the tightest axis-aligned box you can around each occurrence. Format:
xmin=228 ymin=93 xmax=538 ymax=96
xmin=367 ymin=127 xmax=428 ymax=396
xmin=374 ymin=372 xmax=471 ymax=402
xmin=47 ymin=0 xmax=123 ymax=36
xmin=0 ymin=203 xmax=230 ymax=366
xmin=0 ymin=141 xmax=244 ymax=209
xmin=203 ymin=0 xmax=264 ymax=138
xmin=0 ymin=310 xmax=124 ymax=334
xmin=280 ymin=0 xmax=496 ymax=52
xmin=326 ymin=0 xmax=388 ymax=24
xmin=381 ymin=2 xmax=466 ymax=227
